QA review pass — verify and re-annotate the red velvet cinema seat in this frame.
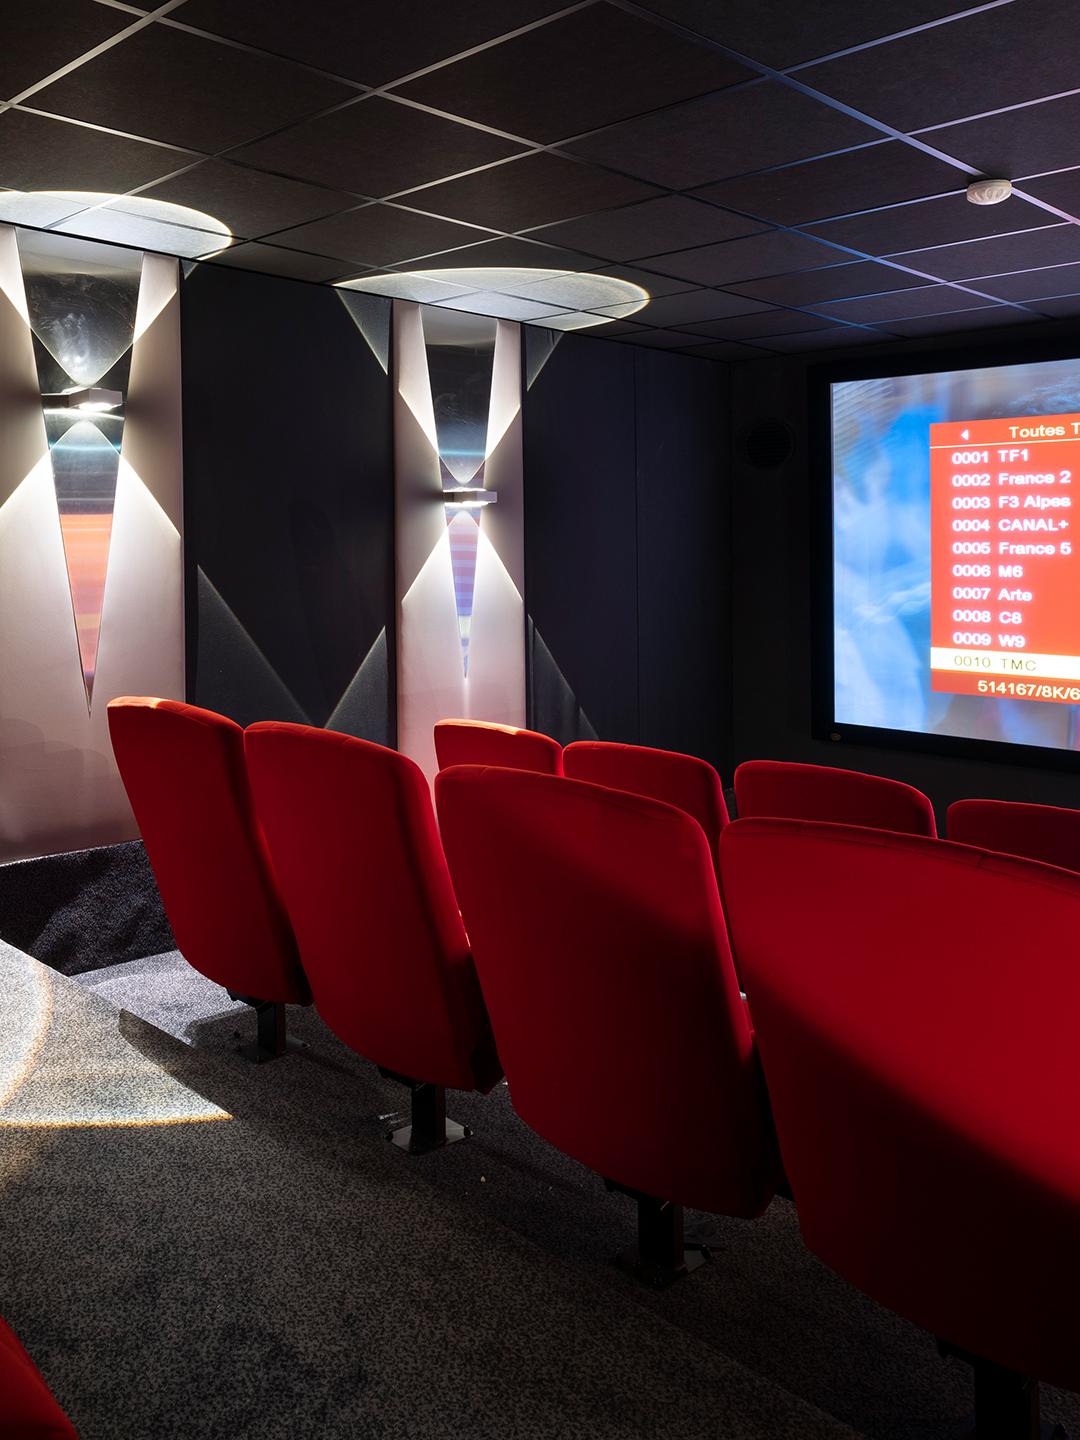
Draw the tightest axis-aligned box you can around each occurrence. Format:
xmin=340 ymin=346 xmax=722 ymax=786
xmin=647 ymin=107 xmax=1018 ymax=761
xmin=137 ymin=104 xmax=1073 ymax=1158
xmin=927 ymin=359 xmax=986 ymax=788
xmin=948 ymin=796 xmax=1080 ymax=873
xmin=107 ymin=697 xmax=309 ymax=1060
xmin=435 ymin=765 xmax=777 ymax=1285
xmin=734 ymin=758 xmax=936 ymax=836
xmin=0 ymin=1315 xmax=78 ymax=1438
xmin=563 ymin=741 xmax=729 ymax=871
xmin=244 ymin=723 xmax=501 ymax=1151
xmin=433 ymin=718 xmax=563 ymax=775
xmin=720 ymin=816 xmax=1080 ymax=1437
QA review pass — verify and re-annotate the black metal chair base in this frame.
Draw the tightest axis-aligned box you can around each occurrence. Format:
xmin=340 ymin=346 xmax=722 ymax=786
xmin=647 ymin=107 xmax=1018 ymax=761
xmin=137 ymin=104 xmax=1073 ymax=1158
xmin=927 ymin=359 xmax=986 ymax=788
xmin=234 ymin=1033 xmax=308 ymax=1065
xmin=379 ymin=1072 xmax=471 ymax=1154
xmin=231 ymin=999 xmax=305 ymax=1064
xmin=614 ymin=1240 xmax=710 ymax=1289
xmin=607 ymin=1186 xmax=712 ymax=1289
xmin=943 ymin=1347 xmax=1068 ymax=1440
xmin=387 ymin=1117 xmax=471 ymax=1155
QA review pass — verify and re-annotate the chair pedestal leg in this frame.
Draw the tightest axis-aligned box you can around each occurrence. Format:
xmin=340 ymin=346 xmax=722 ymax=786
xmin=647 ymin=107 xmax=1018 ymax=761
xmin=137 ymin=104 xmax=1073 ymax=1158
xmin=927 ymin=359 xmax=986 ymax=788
xmin=234 ymin=1000 xmax=287 ymax=1063
xmin=613 ymin=1193 xmax=710 ymax=1289
xmin=380 ymin=1074 xmax=471 ymax=1154
xmin=947 ymin=1354 xmax=1067 ymax=1439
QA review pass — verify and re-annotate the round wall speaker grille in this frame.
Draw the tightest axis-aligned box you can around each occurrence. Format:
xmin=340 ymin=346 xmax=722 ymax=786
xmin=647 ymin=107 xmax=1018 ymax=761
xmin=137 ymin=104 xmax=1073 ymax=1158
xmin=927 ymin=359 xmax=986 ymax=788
xmin=741 ymin=419 xmax=795 ymax=470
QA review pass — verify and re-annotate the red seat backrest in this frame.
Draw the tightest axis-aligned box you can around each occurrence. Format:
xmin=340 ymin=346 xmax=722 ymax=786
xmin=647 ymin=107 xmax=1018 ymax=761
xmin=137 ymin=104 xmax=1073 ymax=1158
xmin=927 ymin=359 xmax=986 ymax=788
xmin=434 ymin=719 xmax=562 ymax=775
xmin=720 ymin=816 xmax=1080 ymax=1391
xmin=0 ymin=1315 xmax=78 ymax=1438
xmin=563 ymin=741 xmax=729 ymax=870
xmin=734 ymin=759 xmax=936 ymax=836
xmin=244 ymin=723 xmax=499 ymax=1092
xmin=435 ymin=765 xmax=775 ymax=1217
xmin=106 ymin=697 xmax=305 ymax=1003
xmin=948 ymin=797 xmax=1080 ymax=873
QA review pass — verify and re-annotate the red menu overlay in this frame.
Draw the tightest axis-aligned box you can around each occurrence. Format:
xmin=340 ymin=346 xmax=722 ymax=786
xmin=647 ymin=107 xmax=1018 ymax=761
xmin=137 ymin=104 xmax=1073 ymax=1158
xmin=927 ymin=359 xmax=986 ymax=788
xmin=931 ymin=414 xmax=1080 ymax=706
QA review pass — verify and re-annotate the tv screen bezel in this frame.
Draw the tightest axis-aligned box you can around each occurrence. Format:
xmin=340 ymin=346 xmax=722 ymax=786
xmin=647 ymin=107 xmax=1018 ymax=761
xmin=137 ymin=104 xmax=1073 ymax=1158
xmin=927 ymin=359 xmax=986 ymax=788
xmin=811 ymin=333 xmax=1080 ymax=774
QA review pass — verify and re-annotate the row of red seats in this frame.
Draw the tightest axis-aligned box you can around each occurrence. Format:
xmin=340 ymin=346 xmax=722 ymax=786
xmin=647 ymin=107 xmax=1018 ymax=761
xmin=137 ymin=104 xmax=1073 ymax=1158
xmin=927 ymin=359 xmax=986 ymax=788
xmin=101 ymin=700 xmax=1080 ymax=1440
xmin=436 ymin=716 xmax=1080 ymax=872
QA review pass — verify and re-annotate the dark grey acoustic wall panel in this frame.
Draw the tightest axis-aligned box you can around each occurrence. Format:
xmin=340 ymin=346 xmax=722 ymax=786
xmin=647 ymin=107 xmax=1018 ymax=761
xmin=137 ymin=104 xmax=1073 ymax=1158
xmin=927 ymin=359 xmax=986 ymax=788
xmin=523 ymin=330 xmax=727 ymax=768
xmin=634 ymin=347 xmax=729 ymax=771
xmin=523 ymin=331 xmax=639 ymax=746
xmin=181 ymin=263 xmax=394 ymax=741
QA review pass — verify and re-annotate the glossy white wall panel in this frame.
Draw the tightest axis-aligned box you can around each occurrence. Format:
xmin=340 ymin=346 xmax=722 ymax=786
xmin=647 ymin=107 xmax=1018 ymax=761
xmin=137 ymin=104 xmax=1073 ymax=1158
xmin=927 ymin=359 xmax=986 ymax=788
xmin=392 ymin=301 xmax=525 ymax=780
xmin=0 ymin=236 xmax=184 ymax=861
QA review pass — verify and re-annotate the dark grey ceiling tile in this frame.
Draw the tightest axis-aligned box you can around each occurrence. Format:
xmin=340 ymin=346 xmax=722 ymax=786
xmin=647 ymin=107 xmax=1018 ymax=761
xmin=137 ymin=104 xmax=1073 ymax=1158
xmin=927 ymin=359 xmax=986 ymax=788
xmin=569 ymin=319 xmax=652 ymax=338
xmin=201 ymin=242 xmax=354 ymax=282
xmin=805 ymin=193 xmax=1051 ymax=256
xmin=174 ymin=0 xmax=566 ymax=87
xmin=1029 ymin=292 xmax=1080 ymax=318
xmin=565 ymin=81 xmax=878 ymax=190
xmin=395 ymin=5 xmax=750 ymax=143
xmin=594 ymin=263 xmax=699 ymax=298
xmin=649 ymin=229 xmax=844 ymax=285
xmin=800 ymin=0 xmax=1080 ymax=131
xmin=404 ymin=153 xmax=661 ymax=232
xmin=529 ymin=195 xmax=765 ymax=262
xmin=139 ymin=159 xmax=357 ymax=240
xmin=925 ymin=95 xmax=1080 ymax=184
xmin=615 ymin=288 xmax=771 ymax=326
xmin=975 ymin=263 xmax=1080 ymax=302
xmin=394 ymin=234 xmax=598 ymax=273
xmin=812 ymin=284 xmax=1010 ymax=323
xmin=229 ymin=96 xmax=525 ymax=198
xmin=30 ymin=22 xmax=355 ymax=152
xmin=756 ymin=325 xmax=886 ymax=351
xmin=677 ymin=339 xmax=771 ymax=360
xmin=2 ymin=0 xmax=136 ymax=101
xmin=635 ymin=0 xmax=972 ymax=70
xmin=881 ymin=306 xmax=1040 ymax=336
xmin=679 ymin=309 xmax=834 ymax=339
xmin=267 ymin=204 xmax=495 ymax=267
xmin=1018 ymin=169 xmax=1080 ymax=220
xmin=607 ymin=327 xmax=711 ymax=348
xmin=0 ymin=108 xmax=194 ymax=192
xmin=693 ymin=141 xmax=965 ymax=226
xmin=892 ymin=225 xmax=1080 ymax=282
xmin=724 ymin=258 xmax=929 ymax=305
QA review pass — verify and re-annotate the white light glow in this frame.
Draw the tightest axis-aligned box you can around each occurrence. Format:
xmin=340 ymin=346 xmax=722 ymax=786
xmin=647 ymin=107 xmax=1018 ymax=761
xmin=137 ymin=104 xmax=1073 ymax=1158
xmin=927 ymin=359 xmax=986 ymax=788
xmin=0 ymin=191 xmax=233 ymax=259
xmin=337 ymin=266 xmax=649 ymax=329
xmin=444 ymin=488 xmax=497 ymax=508
xmin=42 ymin=386 xmax=125 ymax=413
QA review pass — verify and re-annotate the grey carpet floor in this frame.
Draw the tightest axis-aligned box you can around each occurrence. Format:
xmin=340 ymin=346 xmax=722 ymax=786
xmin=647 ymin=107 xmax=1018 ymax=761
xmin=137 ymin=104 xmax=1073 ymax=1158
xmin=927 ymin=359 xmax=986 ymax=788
xmin=0 ymin=945 xmax=1072 ymax=1438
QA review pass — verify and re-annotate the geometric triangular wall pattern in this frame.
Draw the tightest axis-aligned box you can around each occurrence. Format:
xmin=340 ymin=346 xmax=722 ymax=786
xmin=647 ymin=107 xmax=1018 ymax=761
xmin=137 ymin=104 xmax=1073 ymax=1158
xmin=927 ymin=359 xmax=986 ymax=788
xmin=18 ymin=230 xmax=140 ymax=711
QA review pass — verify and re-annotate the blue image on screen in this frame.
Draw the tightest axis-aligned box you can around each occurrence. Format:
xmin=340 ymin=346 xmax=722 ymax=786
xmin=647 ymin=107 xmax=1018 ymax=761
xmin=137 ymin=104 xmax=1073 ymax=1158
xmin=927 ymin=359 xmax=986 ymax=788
xmin=832 ymin=356 xmax=1080 ymax=753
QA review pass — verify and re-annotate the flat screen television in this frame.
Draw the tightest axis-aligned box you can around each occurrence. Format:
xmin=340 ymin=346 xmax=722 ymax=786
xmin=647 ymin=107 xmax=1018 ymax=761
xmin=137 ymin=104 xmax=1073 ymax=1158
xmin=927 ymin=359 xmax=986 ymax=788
xmin=817 ymin=343 xmax=1080 ymax=767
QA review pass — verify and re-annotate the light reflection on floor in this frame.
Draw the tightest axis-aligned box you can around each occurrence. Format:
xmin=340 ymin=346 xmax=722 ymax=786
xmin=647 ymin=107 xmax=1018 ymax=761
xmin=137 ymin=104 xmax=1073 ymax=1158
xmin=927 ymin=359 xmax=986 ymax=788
xmin=0 ymin=942 xmax=229 ymax=1129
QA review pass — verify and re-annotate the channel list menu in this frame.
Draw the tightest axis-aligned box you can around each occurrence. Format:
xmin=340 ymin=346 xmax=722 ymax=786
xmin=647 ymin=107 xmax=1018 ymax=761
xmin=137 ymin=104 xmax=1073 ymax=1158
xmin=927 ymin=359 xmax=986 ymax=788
xmin=931 ymin=413 xmax=1080 ymax=705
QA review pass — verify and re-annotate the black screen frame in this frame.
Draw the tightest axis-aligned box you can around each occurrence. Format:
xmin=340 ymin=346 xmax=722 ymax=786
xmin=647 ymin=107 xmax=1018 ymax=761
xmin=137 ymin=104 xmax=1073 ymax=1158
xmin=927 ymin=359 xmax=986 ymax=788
xmin=810 ymin=333 xmax=1080 ymax=775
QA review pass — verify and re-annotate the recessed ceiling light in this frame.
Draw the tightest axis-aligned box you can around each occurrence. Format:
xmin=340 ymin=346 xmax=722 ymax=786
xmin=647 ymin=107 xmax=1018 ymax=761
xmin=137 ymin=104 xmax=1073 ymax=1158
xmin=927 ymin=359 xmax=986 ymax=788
xmin=337 ymin=266 xmax=650 ymax=328
xmin=0 ymin=190 xmax=233 ymax=257
xmin=966 ymin=178 xmax=1013 ymax=206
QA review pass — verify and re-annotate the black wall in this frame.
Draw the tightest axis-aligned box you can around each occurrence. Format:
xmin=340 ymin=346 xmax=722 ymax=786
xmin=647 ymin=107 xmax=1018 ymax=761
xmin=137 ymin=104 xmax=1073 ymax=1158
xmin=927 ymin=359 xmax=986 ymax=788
xmin=523 ymin=331 xmax=729 ymax=772
xmin=729 ymin=316 xmax=1080 ymax=823
xmin=181 ymin=263 xmax=394 ymax=743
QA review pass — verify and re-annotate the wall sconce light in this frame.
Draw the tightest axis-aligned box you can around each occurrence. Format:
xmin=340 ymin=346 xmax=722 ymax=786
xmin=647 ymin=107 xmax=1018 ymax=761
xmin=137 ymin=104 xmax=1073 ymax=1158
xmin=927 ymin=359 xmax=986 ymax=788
xmin=41 ymin=386 xmax=124 ymax=414
xmin=443 ymin=488 xmax=497 ymax=509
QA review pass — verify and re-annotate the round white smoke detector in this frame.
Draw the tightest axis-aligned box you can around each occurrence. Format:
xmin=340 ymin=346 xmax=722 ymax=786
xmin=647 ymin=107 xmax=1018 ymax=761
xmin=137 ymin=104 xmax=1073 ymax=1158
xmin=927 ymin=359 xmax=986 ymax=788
xmin=966 ymin=178 xmax=1013 ymax=206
